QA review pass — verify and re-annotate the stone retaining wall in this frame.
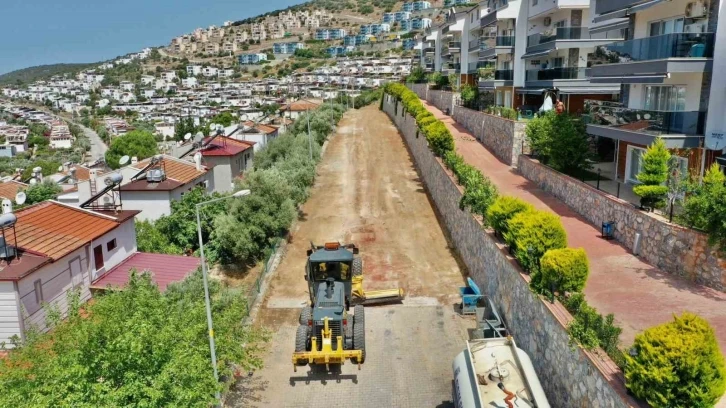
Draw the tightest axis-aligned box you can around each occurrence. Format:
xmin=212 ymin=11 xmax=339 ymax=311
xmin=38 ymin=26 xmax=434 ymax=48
xmin=518 ymin=155 xmax=726 ymax=292
xmin=383 ymin=95 xmax=638 ymax=408
xmin=427 ymin=89 xmax=456 ymax=114
xmin=451 ymin=106 xmax=528 ymax=166
xmin=408 ymin=83 xmax=428 ymax=100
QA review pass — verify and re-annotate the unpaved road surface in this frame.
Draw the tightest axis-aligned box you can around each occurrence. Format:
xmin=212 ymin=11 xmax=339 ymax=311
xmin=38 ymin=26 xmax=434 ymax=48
xmin=228 ymin=105 xmax=473 ymax=407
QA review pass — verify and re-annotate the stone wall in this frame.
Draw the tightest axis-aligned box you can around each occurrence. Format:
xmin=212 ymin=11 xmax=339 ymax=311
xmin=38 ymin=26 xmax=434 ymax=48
xmin=518 ymin=155 xmax=726 ymax=292
xmin=382 ymin=95 xmax=639 ymax=408
xmin=407 ymin=83 xmax=428 ymax=100
xmin=451 ymin=105 xmax=528 ymax=166
xmin=427 ymin=89 xmax=456 ymax=114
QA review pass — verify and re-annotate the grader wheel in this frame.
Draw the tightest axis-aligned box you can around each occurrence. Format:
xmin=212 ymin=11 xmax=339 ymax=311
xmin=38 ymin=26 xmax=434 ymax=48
xmin=352 ymin=304 xmax=366 ymax=364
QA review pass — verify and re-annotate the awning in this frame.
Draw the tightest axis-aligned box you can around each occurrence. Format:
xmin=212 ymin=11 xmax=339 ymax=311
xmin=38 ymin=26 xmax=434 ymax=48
xmin=590 ymin=74 xmax=667 ymax=84
xmin=516 ymin=88 xmax=547 ymax=95
xmin=589 ymin=18 xmax=629 ymax=35
xmin=593 ymin=0 xmax=665 ymax=23
xmin=558 ymin=87 xmax=621 ymax=95
xmin=521 ymin=49 xmax=551 ymax=59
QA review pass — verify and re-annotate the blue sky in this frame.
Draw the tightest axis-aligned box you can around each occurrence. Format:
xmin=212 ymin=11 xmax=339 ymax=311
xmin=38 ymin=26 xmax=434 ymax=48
xmin=0 ymin=0 xmax=305 ymax=75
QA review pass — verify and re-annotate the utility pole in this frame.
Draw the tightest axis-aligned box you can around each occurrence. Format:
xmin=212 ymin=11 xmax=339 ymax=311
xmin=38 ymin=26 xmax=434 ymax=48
xmin=307 ymin=108 xmax=313 ymax=161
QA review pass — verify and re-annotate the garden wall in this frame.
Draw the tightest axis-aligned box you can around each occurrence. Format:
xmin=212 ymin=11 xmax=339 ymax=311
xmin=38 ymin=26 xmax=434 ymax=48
xmin=383 ymin=95 xmax=639 ymax=408
xmin=408 ymin=83 xmax=428 ymax=100
xmin=518 ymin=155 xmax=726 ymax=292
xmin=426 ymin=89 xmax=456 ymax=114
xmin=451 ymin=105 xmax=528 ymax=166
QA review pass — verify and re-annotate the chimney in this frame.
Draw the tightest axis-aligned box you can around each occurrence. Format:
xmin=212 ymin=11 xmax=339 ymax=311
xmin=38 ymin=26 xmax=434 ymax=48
xmin=131 ymin=156 xmax=138 ymax=165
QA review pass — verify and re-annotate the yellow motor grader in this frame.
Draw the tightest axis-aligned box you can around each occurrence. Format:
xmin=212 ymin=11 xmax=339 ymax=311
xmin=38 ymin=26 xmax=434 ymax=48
xmin=291 ymin=242 xmax=404 ymax=371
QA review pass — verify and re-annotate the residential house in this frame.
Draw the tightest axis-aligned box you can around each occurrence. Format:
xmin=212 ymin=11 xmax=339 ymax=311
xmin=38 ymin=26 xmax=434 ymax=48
xmin=230 ymin=121 xmax=279 ymax=152
xmin=403 ymin=1 xmax=432 ymax=12
xmin=118 ymin=155 xmax=214 ymax=221
xmin=199 ymin=136 xmax=255 ymax=192
xmin=273 ymin=42 xmax=306 ymax=54
xmin=187 ymin=65 xmax=203 ymax=77
xmin=585 ymin=0 xmax=721 ymax=181
xmin=239 ymin=53 xmax=268 ymax=64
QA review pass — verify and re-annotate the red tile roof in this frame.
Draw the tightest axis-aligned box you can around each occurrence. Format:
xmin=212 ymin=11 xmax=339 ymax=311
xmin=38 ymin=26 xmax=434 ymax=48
xmin=242 ymin=121 xmax=277 ymax=135
xmin=120 ymin=155 xmax=208 ymax=192
xmin=0 ymin=180 xmax=27 ymax=200
xmin=14 ymin=201 xmax=120 ymax=260
xmin=201 ymin=136 xmax=255 ymax=157
xmin=91 ymin=252 xmax=201 ymax=292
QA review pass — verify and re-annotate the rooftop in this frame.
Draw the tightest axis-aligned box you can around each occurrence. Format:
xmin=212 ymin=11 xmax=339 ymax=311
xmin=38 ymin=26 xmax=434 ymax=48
xmin=201 ymin=136 xmax=255 ymax=157
xmin=91 ymin=252 xmax=201 ymax=292
xmin=0 ymin=181 xmax=26 ymax=200
xmin=121 ymin=155 xmax=208 ymax=192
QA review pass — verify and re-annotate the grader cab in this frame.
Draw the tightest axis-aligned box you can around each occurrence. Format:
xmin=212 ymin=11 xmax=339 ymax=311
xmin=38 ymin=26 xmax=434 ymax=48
xmin=291 ymin=242 xmax=403 ymax=371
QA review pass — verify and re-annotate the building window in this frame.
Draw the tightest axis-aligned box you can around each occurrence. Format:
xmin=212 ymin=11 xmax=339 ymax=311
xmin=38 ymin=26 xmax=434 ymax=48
xmin=649 ymin=17 xmax=685 ymax=36
xmin=644 ymin=85 xmax=686 ymax=111
xmin=34 ymin=280 xmax=43 ymax=304
xmin=626 ymin=145 xmax=646 ymax=183
xmin=106 ymin=239 xmax=117 ymax=251
xmin=532 ymin=0 xmax=537 ymax=5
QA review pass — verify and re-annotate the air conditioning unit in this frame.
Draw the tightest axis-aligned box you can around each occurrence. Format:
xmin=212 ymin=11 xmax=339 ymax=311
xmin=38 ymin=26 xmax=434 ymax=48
xmin=543 ymin=17 xmax=552 ymax=26
xmin=685 ymin=1 xmax=708 ymax=18
xmin=685 ymin=22 xmax=707 ymax=33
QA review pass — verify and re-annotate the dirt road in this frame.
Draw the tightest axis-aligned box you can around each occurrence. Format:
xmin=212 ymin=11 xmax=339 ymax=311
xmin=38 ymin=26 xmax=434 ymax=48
xmin=229 ymin=105 xmax=472 ymax=407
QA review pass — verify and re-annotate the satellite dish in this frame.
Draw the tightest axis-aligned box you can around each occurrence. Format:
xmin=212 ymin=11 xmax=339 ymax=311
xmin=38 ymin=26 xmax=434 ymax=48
xmin=194 ymin=132 xmax=204 ymax=143
xmin=184 ymin=132 xmax=192 ymax=141
xmin=15 ymin=192 xmax=26 ymax=205
xmin=119 ymin=155 xmax=130 ymax=166
xmin=57 ymin=165 xmax=64 ymax=172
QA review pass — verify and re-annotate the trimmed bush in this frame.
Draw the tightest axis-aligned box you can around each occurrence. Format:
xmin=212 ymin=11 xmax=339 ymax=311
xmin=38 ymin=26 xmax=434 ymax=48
xmin=562 ymin=293 xmax=624 ymax=366
xmin=505 ymin=210 xmax=567 ymax=272
xmin=423 ymin=121 xmax=454 ymax=157
xmin=534 ymin=248 xmax=589 ymax=295
xmin=459 ymin=175 xmax=498 ymax=220
xmin=625 ymin=313 xmax=726 ymax=407
xmin=443 ymin=151 xmax=465 ymax=174
xmin=633 ymin=138 xmax=670 ymax=210
xmin=487 ymin=196 xmax=534 ymax=236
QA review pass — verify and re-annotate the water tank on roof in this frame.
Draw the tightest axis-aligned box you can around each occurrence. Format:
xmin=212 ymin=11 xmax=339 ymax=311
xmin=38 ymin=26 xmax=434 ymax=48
xmin=0 ymin=236 xmax=16 ymax=259
xmin=147 ymin=169 xmax=166 ymax=183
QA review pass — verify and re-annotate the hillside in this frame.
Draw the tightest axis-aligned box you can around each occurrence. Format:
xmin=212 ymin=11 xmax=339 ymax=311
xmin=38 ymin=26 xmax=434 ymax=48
xmin=0 ymin=63 xmax=96 ymax=85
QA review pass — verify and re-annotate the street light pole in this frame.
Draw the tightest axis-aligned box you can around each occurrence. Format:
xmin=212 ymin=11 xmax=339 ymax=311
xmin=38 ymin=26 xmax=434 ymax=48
xmin=195 ymin=189 xmax=251 ymax=405
xmin=306 ymin=108 xmax=313 ymax=161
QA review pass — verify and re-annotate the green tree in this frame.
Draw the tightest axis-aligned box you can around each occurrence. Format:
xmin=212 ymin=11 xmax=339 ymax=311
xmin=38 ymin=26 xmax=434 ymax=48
xmin=547 ymin=114 xmax=591 ymax=177
xmin=0 ymin=272 xmax=265 ymax=407
xmin=405 ymin=66 xmax=426 ymax=84
xmin=525 ymin=111 xmax=556 ymax=160
xmin=625 ymin=313 xmax=726 ymax=407
xmin=104 ymin=130 xmax=159 ymax=169
xmin=460 ymin=84 xmax=478 ymax=109
xmin=135 ymin=220 xmax=183 ymax=254
xmin=21 ymin=159 xmax=61 ymax=180
xmin=682 ymin=163 xmax=726 ymax=252
xmin=24 ymin=180 xmax=62 ymax=204
xmin=155 ymin=187 xmax=226 ymax=254
xmin=633 ymin=138 xmax=670 ymax=210
xmin=210 ymin=111 xmax=235 ymax=127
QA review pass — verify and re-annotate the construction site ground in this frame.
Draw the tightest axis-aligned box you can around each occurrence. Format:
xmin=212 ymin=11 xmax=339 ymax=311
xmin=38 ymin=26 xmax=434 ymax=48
xmin=227 ymin=104 xmax=473 ymax=407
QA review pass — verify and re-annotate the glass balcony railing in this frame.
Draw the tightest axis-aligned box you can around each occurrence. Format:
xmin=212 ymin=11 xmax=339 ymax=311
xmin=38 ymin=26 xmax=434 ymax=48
xmin=527 ymin=27 xmax=589 ymax=47
xmin=444 ymin=63 xmax=461 ymax=71
xmin=480 ymin=36 xmax=516 ymax=51
xmin=525 ymin=67 xmax=589 ymax=81
xmin=468 ymin=39 xmax=480 ymax=51
xmin=448 ymin=41 xmax=462 ymax=50
xmin=479 ymin=69 xmax=514 ymax=81
xmin=592 ymin=33 xmax=715 ymax=64
xmin=583 ymin=100 xmax=706 ymax=136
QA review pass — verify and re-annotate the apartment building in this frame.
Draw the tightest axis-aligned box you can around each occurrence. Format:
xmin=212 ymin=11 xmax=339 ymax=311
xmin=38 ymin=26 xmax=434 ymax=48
xmin=315 ymin=28 xmax=347 ymax=41
xmin=328 ymin=46 xmax=355 ymax=56
xmin=187 ymin=65 xmax=203 ymax=77
xmin=585 ymin=0 xmax=723 ymax=181
xmin=251 ymin=23 xmax=267 ymax=41
xmin=239 ymin=53 xmax=268 ymax=64
xmin=222 ymin=42 xmax=238 ymax=53
xmin=360 ymin=23 xmax=391 ymax=36
xmin=401 ymin=17 xmax=432 ymax=32
xmin=273 ymin=42 xmax=305 ymax=54
xmin=444 ymin=0 xmax=471 ymax=7
xmin=403 ymin=1 xmax=432 ymax=12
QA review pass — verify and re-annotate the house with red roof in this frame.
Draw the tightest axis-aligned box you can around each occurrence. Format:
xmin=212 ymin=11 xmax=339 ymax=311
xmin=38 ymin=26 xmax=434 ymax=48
xmin=230 ymin=121 xmax=279 ymax=153
xmin=0 ymin=201 xmax=200 ymax=347
xmin=199 ymin=136 xmax=255 ymax=192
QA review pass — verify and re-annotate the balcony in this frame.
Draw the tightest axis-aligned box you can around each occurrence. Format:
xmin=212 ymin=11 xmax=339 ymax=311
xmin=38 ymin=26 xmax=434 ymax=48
xmin=443 ymin=62 xmax=461 ymax=72
xmin=584 ymin=100 xmax=706 ymax=148
xmin=525 ymin=67 xmax=589 ymax=81
xmin=424 ymin=46 xmax=435 ymax=54
xmin=589 ymin=33 xmax=715 ymax=81
xmin=479 ymin=36 xmax=515 ymax=59
xmin=525 ymin=27 xmax=620 ymax=55
xmin=468 ymin=39 xmax=480 ymax=52
xmin=478 ymin=67 xmax=514 ymax=89
xmin=448 ymin=41 xmax=461 ymax=52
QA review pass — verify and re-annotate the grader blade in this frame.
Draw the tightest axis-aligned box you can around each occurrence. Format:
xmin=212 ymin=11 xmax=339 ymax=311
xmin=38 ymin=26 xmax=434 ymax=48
xmin=352 ymin=276 xmax=404 ymax=305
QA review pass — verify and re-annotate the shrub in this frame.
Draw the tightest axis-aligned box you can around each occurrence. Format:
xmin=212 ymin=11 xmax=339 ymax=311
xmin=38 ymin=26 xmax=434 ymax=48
xmin=423 ymin=121 xmax=454 ymax=156
xmin=534 ymin=248 xmax=589 ymax=296
xmin=505 ymin=210 xmax=567 ymax=272
xmin=443 ymin=151 xmax=465 ymax=173
xmin=633 ymin=138 xmax=670 ymax=210
xmin=487 ymin=196 xmax=534 ymax=236
xmin=459 ymin=175 xmax=498 ymax=220
xmin=682 ymin=164 xmax=726 ymax=252
xmin=547 ymin=114 xmax=592 ymax=177
xmin=525 ymin=111 xmax=556 ymax=159
xmin=418 ymin=115 xmax=436 ymax=128
xmin=624 ymin=313 xmax=726 ymax=407
xmin=562 ymin=293 xmax=623 ymax=366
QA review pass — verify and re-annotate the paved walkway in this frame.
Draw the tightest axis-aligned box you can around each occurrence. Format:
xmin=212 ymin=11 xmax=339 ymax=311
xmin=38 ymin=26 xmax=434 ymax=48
xmin=422 ymin=101 xmax=726 ymax=354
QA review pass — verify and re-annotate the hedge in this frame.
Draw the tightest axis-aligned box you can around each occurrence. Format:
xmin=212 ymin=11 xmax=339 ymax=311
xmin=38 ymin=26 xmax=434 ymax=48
xmin=534 ymin=247 xmax=589 ymax=296
xmin=487 ymin=196 xmax=534 ymax=236
xmin=504 ymin=210 xmax=567 ymax=272
xmin=624 ymin=313 xmax=726 ymax=407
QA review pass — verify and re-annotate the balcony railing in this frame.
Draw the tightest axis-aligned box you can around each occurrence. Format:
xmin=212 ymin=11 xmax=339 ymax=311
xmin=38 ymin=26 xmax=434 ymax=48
xmin=527 ymin=27 xmax=589 ymax=47
xmin=479 ymin=69 xmax=514 ymax=81
xmin=443 ymin=63 xmax=461 ymax=71
xmin=526 ymin=67 xmax=589 ymax=81
xmin=448 ymin=41 xmax=462 ymax=51
xmin=583 ymin=100 xmax=706 ymax=136
xmin=480 ymin=36 xmax=515 ymax=51
xmin=424 ymin=46 xmax=435 ymax=54
xmin=468 ymin=39 xmax=480 ymax=51
xmin=592 ymin=33 xmax=715 ymax=64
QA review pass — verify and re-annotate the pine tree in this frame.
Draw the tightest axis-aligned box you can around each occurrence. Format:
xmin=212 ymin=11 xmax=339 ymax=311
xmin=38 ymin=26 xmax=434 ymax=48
xmin=633 ymin=138 xmax=670 ymax=210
